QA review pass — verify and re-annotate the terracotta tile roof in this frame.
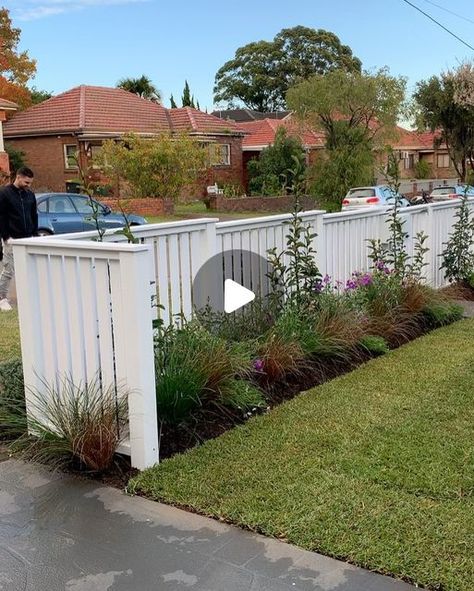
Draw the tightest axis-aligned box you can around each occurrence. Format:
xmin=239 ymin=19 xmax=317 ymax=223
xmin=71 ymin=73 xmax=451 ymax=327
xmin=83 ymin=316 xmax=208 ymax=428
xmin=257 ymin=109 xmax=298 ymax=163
xmin=167 ymin=107 xmax=242 ymax=134
xmin=393 ymin=126 xmax=443 ymax=149
xmin=0 ymin=98 xmax=18 ymax=110
xmin=3 ymin=87 xmax=243 ymax=138
xmin=238 ymin=116 xmax=325 ymax=150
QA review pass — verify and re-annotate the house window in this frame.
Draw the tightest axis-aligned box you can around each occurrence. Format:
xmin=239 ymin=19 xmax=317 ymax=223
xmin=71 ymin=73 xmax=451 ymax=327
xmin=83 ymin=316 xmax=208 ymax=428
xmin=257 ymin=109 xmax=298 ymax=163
xmin=437 ymin=153 xmax=450 ymax=168
xmin=89 ymin=144 xmax=104 ymax=169
xmin=215 ymin=144 xmax=230 ymax=166
xmin=403 ymin=154 xmax=414 ymax=169
xmin=64 ymin=144 xmax=78 ymax=169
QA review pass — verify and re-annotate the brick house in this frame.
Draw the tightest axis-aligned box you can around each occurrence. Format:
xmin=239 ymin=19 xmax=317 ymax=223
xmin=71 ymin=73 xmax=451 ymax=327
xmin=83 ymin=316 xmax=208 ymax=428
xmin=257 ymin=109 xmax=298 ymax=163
xmin=3 ymin=85 xmax=245 ymax=196
xmin=237 ymin=115 xmax=325 ymax=190
xmin=391 ymin=127 xmax=458 ymax=180
xmin=0 ymin=98 xmax=18 ymax=178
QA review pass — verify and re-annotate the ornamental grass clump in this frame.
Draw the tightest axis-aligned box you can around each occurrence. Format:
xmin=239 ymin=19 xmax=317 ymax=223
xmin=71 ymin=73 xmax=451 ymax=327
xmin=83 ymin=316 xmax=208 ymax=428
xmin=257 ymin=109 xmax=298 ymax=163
xmin=3 ymin=376 xmax=128 ymax=473
xmin=154 ymin=321 xmax=264 ymax=427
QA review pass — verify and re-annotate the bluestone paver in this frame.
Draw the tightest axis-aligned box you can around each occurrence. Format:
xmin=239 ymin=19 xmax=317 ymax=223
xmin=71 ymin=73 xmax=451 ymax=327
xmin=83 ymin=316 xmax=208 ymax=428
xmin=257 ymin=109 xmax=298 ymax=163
xmin=0 ymin=460 xmax=416 ymax=590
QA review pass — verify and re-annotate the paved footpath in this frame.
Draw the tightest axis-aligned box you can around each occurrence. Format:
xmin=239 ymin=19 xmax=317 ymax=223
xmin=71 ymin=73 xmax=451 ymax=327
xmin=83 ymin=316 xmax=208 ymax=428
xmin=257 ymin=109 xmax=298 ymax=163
xmin=0 ymin=460 xmax=416 ymax=591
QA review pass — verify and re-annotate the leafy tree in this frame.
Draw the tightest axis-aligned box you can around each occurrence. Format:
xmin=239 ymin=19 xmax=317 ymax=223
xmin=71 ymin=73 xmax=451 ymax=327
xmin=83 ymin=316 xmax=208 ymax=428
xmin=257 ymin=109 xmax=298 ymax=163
xmin=181 ymin=80 xmax=195 ymax=108
xmin=0 ymin=8 xmax=36 ymax=109
xmin=214 ymin=26 xmax=361 ymax=111
xmin=247 ymin=127 xmax=306 ymax=196
xmin=0 ymin=8 xmax=36 ymax=85
xmin=169 ymin=94 xmax=177 ymax=108
xmin=29 ymin=87 xmax=52 ymax=105
xmin=96 ymin=133 xmax=209 ymax=202
xmin=307 ymin=126 xmax=375 ymax=211
xmin=414 ymin=63 xmax=474 ymax=181
xmin=4 ymin=143 xmax=26 ymax=174
xmin=287 ymin=68 xmax=406 ymax=210
xmin=116 ymin=75 xmax=161 ymax=103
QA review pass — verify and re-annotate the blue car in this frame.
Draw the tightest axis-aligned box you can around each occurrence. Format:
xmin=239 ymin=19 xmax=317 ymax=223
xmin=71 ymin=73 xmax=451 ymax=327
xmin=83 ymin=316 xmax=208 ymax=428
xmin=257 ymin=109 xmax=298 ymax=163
xmin=342 ymin=185 xmax=410 ymax=211
xmin=36 ymin=193 xmax=147 ymax=235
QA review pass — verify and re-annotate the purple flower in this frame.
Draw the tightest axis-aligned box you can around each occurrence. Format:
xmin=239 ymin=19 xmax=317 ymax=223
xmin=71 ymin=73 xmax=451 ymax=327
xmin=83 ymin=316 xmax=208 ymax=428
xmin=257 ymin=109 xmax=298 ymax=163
xmin=323 ymin=274 xmax=331 ymax=284
xmin=345 ymin=279 xmax=358 ymax=290
xmin=359 ymin=273 xmax=373 ymax=286
xmin=254 ymin=359 xmax=264 ymax=372
xmin=312 ymin=279 xmax=323 ymax=293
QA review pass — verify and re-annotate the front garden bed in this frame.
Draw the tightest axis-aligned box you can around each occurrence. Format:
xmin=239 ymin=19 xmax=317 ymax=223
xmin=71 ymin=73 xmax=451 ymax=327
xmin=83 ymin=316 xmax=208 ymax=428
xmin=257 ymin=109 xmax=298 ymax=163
xmin=130 ymin=319 xmax=474 ymax=591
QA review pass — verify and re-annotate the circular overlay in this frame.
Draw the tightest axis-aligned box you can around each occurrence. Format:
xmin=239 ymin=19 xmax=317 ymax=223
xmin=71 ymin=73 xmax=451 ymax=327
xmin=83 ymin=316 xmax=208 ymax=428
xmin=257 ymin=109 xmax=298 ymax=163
xmin=192 ymin=249 xmax=281 ymax=338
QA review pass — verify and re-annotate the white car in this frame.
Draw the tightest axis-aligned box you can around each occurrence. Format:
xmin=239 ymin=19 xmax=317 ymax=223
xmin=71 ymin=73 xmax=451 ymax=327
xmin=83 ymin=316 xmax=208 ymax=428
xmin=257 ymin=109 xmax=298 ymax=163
xmin=429 ymin=185 xmax=474 ymax=202
xmin=342 ymin=186 xmax=410 ymax=211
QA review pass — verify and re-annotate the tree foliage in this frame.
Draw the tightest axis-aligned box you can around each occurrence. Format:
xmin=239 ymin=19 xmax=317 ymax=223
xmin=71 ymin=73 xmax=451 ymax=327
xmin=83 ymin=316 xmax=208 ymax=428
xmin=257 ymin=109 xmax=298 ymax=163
xmin=181 ymin=80 xmax=196 ymax=108
xmin=0 ymin=8 xmax=36 ymax=85
xmin=0 ymin=8 xmax=36 ymax=109
xmin=247 ymin=127 xmax=306 ymax=195
xmin=116 ymin=75 xmax=161 ymax=103
xmin=29 ymin=87 xmax=52 ymax=105
xmin=287 ymin=68 xmax=405 ymax=211
xmin=214 ymin=26 xmax=362 ymax=111
xmin=96 ymin=133 xmax=209 ymax=201
xmin=169 ymin=94 xmax=177 ymax=108
xmin=4 ymin=143 xmax=26 ymax=174
xmin=414 ymin=63 xmax=474 ymax=181
xmin=287 ymin=68 xmax=406 ymax=145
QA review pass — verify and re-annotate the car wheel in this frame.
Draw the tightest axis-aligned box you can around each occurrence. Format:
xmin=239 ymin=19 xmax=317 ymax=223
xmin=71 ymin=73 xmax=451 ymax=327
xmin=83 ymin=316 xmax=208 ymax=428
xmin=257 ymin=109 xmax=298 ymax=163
xmin=37 ymin=229 xmax=53 ymax=237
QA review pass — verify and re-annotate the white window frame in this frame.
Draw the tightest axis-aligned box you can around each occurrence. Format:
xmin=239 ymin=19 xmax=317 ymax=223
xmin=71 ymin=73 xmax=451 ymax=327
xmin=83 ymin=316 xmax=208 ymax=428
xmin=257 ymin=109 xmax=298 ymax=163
xmin=215 ymin=143 xmax=230 ymax=166
xmin=64 ymin=144 xmax=78 ymax=170
xmin=437 ymin=153 xmax=450 ymax=169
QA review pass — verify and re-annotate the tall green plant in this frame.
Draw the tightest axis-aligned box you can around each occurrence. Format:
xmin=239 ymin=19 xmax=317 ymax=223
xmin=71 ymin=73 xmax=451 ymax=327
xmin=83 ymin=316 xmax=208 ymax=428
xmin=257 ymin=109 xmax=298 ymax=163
xmin=440 ymin=192 xmax=474 ymax=285
xmin=267 ymin=197 xmax=321 ymax=307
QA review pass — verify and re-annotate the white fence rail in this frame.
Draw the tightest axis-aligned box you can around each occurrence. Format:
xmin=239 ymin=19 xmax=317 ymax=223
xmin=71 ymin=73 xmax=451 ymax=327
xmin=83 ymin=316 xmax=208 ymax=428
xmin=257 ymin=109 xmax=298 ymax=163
xmin=13 ymin=198 xmax=473 ymax=468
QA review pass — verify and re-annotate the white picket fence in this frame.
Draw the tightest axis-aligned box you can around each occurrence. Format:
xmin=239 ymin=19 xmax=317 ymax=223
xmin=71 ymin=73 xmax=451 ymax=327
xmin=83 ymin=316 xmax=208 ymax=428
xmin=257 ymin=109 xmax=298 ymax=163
xmin=12 ymin=198 xmax=473 ymax=468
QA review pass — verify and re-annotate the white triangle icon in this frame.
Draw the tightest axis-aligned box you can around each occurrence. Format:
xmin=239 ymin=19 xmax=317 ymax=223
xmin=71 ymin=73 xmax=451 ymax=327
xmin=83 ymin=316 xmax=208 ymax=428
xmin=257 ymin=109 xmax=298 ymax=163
xmin=224 ymin=279 xmax=255 ymax=313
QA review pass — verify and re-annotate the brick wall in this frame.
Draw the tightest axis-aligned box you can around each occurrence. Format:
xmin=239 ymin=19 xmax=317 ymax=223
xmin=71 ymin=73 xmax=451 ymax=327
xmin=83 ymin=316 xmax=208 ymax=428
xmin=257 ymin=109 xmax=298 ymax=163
xmin=100 ymin=197 xmax=174 ymax=217
xmin=5 ymin=135 xmax=79 ymax=192
xmin=0 ymin=152 xmax=10 ymax=180
xmin=208 ymin=194 xmax=317 ymax=212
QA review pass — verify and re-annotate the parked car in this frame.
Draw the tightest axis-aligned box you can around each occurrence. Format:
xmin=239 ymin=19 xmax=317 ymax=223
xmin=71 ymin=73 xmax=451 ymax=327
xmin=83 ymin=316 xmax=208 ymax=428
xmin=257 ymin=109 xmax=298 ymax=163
xmin=36 ymin=193 xmax=147 ymax=235
xmin=342 ymin=186 xmax=410 ymax=211
xmin=429 ymin=185 xmax=474 ymax=202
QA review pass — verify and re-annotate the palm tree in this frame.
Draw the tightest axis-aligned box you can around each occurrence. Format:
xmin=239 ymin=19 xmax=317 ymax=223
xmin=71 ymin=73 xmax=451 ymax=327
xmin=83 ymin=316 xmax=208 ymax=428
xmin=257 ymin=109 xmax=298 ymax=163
xmin=116 ymin=75 xmax=162 ymax=103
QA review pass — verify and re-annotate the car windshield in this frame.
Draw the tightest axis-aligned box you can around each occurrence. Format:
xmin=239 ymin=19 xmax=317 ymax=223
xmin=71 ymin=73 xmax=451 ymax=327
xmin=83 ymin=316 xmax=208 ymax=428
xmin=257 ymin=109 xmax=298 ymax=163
xmin=431 ymin=187 xmax=455 ymax=195
xmin=346 ymin=188 xmax=376 ymax=199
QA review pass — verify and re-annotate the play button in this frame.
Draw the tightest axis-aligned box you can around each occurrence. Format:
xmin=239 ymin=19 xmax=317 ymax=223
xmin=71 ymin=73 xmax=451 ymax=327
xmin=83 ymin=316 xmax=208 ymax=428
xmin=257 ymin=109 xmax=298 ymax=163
xmin=192 ymin=248 xmax=282 ymax=338
xmin=224 ymin=279 xmax=255 ymax=313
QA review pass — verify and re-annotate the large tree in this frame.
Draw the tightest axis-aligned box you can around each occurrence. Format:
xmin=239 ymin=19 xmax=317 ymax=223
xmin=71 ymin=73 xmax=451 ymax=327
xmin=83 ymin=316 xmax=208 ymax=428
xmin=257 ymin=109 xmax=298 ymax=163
xmin=414 ymin=63 xmax=474 ymax=182
xmin=0 ymin=8 xmax=36 ymax=109
xmin=213 ymin=26 xmax=362 ymax=111
xmin=116 ymin=75 xmax=161 ymax=103
xmin=287 ymin=68 xmax=406 ymax=210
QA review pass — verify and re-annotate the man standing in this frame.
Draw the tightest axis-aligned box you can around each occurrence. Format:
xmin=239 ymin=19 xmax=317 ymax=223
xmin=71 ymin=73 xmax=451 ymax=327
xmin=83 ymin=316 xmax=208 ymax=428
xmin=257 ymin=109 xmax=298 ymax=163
xmin=0 ymin=167 xmax=38 ymax=311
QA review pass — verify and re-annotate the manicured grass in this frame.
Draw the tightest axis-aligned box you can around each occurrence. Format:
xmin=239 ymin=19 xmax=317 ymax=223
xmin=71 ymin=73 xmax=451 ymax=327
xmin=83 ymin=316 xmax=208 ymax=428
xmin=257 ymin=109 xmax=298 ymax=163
xmin=130 ymin=319 xmax=474 ymax=591
xmin=146 ymin=202 xmax=287 ymax=224
xmin=0 ymin=310 xmax=21 ymax=361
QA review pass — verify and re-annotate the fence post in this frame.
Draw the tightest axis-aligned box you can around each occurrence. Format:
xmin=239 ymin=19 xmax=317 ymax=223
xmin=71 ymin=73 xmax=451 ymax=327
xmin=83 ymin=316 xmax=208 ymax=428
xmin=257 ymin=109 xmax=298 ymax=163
xmin=12 ymin=242 xmax=44 ymax=416
xmin=118 ymin=246 xmax=159 ymax=469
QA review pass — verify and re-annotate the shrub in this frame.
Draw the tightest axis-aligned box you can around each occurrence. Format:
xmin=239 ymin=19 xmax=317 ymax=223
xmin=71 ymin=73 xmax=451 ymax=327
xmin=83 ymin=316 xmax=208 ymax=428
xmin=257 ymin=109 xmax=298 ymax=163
xmin=256 ymin=334 xmax=306 ymax=382
xmin=413 ymin=159 xmax=431 ymax=179
xmin=247 ymin=127 xmax=306 ymax=196
xmin=422 ymin=299 xmax=463 ymax=327
xmin=440 ymin=193 xmax=474 ymax=285
xmin=6 ymin=376 xmax=128 ymax=472
xmin=154 ymin=322 xmax=257 ymax=426
xmin=360 ymin=335 xmax=389 ymax=356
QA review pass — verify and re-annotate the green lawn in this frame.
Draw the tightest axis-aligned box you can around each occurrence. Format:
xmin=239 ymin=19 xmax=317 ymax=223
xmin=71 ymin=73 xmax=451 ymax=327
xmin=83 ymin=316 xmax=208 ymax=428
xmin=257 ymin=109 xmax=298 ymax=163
xmin=146 ymin=201 xmax=288 ymax=224
xmin=0 ymin=310 xmax=20 ymax=361
xmin=130 ymin=319 xmax=474 ymax=591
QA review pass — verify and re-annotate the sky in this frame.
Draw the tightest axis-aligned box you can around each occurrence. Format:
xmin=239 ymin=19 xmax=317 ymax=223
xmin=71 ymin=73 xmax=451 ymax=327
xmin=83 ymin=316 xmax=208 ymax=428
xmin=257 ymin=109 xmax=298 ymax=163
xmin=5 ymin=0 xmax=474 ymax=114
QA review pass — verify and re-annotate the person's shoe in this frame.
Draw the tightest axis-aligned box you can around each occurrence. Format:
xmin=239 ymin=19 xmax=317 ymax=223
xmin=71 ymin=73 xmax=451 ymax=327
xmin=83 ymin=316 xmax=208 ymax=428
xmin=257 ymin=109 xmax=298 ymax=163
xmin=0 ymin=298 xmax=12 ymax=312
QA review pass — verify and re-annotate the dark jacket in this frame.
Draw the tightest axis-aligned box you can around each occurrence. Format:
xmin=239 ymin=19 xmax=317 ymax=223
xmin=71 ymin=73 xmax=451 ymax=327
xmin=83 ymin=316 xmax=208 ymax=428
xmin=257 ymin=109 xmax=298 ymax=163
xmin=0 ymin=184 xmax=38 ymax=241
